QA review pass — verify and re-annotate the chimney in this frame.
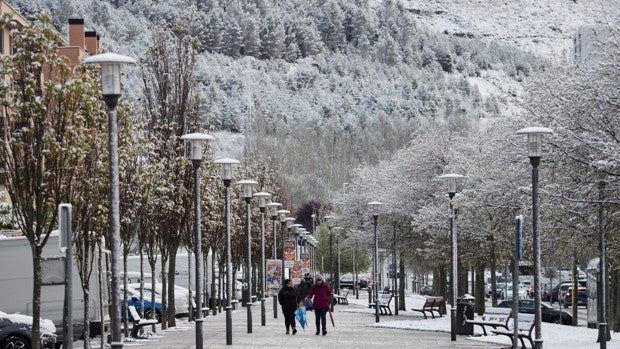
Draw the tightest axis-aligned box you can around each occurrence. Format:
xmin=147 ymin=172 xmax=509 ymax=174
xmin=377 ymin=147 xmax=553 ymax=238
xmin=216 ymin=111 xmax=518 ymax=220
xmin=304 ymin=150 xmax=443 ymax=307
xmin=85 ymin=31 xmax=98 ymax=54
xmin=68 ymin=18 xmax=85 ymax=49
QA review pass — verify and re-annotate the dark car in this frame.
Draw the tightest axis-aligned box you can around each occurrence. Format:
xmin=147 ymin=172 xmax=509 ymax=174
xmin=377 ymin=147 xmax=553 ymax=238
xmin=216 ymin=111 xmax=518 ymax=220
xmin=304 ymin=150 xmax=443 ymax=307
xmin=357 ymin=275 xmax=369 ymax=289
xmin=0 ymin=311 xmax=57 ymax=349
xmin=498 ymin=299 xmax=573 ymax=325
xmin=546 ymin=281 xmax=586 ymax=304
xmin=420 ymin=285 xmax=433 ymax=296
xmin=563 ymin=286 xmax=587 ymax=308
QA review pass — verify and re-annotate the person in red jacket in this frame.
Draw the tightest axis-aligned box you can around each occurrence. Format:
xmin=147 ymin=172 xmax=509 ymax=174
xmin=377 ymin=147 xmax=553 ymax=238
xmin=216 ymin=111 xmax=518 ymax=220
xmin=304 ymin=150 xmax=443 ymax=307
xmin=305 ymin=274 xmax=332 ymax=335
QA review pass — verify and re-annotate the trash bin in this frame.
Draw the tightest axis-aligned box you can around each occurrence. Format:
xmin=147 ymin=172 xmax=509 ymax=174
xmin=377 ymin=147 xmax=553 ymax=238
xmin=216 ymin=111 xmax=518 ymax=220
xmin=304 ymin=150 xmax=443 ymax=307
xmin=456 ymin=294 xmax=475 ymax=335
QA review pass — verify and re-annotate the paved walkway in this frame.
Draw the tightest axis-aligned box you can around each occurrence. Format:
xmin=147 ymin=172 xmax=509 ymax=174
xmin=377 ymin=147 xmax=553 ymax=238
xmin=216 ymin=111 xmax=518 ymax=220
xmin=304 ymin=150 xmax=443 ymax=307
xmin=103 ymin=299 xmax=504 ymax=349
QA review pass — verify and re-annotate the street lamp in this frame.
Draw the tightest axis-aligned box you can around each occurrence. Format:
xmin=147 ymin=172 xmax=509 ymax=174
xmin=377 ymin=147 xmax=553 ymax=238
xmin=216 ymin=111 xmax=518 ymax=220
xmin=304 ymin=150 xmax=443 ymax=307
xmin=214 ymin=158 xmax=240 ymax=346
xmin=84 ymin=52 xmax=135 ymax=349
xmin=254 ymin=191 xmax=271 ymax=327
xmin=237 ymin=179 xmax=257 ymax=334
xmin=517 ymin=127 xmax=553 ymax=349
xmin=392 ymin=223 xmax=398 ymax=316
xmin=368 ymin=201 xmax=383 ymax=323
xmin=333 ymin=227 xmax=343 ymax=293
xmin=267 ymin=202 xmax=282 ymax=319
xmin=181 ymin=133 xmax=215 ymax=349
xmin=291 ymin=224 xmax=303 ymax=260
xmin=439 ymin=173 xmax=463 ymax=341
xmin=277 ymin=209 xmax=290 ymax=285
xmin=324 ymin=215 xmax=335 ymax=289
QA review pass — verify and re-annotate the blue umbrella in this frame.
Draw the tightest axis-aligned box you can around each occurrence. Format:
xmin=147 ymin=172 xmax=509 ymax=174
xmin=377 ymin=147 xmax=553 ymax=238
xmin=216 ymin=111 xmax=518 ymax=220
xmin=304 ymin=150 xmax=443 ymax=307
xmin=295 ymin=307 xmax=307 ymax=330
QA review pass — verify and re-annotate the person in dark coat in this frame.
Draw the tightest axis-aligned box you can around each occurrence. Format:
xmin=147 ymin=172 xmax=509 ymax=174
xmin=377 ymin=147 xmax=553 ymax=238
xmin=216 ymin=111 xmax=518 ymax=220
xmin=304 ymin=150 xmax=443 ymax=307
xmin=295 ymin=279 xmax=309 ymax=302
xmin=278 ymin=279 xmax=299 ymax=334
xmin=305 ymin=274 xmax=332 ymax=336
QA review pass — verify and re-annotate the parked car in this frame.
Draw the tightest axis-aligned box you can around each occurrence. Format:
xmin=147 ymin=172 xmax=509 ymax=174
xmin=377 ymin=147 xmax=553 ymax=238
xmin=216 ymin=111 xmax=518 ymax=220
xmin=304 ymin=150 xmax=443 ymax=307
xmin=498 ymin=299 xmax=573 ymax=325
xmin=0 ymin=311 xmax=57 ymax=349
xmin=563 ymin=286 xmax=587 ymax=308
xmin=419 ymin=285 xmax=433 ymax=296
xmin=129 ymin=282 xmax=193 ymax=317
xmin=547 ymin=281 xmax=586 ymax=304
xmin=121 ymin=285 xmax=163 ymax=323
xmin=339 ymin=273 xmax=355 ymax=289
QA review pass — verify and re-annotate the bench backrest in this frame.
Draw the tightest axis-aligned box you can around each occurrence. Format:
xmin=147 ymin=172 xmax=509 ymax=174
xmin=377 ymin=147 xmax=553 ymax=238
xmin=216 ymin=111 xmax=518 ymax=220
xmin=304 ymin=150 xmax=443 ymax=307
xmin=341 ymin=288 xmax=349 ymax=297
xmin=378 ymin=293 xmax=392 ymax=305
xmin=510 ymin=313 xmax=535 ymax=332
xmin=424 ymin=297 xmax=443 ymax=308
xmin=128 ymin=305 xmax=141 ymax=321
xmin=480 ymin=307 xmax=512 ymax=324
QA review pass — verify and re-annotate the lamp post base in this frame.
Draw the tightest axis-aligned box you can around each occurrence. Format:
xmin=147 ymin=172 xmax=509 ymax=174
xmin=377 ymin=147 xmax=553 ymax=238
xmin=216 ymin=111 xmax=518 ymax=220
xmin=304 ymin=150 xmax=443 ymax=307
xmin=261 ymin=298 xmax=266 ymax=326
xmin=226 ymin=307 xmax=233 ymax=345
xmin=247 ymin=302 xmax=253 ymax=333
xmin=534 ymin=338 xmax=543 ymax=349
xmin=450 ymin=307 xmax=456 ymax=341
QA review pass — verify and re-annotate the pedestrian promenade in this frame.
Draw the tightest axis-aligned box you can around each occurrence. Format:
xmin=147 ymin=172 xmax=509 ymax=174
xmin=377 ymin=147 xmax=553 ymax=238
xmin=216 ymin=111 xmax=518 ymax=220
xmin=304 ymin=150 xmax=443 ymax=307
xmin=105 ymin=300 xmax=503 ymax=349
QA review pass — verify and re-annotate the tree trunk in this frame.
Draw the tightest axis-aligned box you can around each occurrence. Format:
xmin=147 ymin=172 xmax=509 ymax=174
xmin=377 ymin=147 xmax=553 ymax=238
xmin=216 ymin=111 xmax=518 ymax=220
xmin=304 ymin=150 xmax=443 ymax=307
xmin=123 ymin=253 xmax=129 ymax=338
xmin=31 ymin=245 xmax=42 ymax=349
xmin=572 ymin=252 xmax=578 ymax=326
xmin=490 ymin=238 xmax=498 ymax=307
xmin=160 ymin=256 xmax=168 ymax=330
xmin=168 ymin=248 xmax=177 ymax=327
xmin=475 ymin=262 xmax=486 ymax=315
xmin=612 ymin=267 xmax=620 ymax=331
xmin=398 ymin=251 xmax=406 ymax=311
xmin=81 ymin=234 xmax=91 ymax=349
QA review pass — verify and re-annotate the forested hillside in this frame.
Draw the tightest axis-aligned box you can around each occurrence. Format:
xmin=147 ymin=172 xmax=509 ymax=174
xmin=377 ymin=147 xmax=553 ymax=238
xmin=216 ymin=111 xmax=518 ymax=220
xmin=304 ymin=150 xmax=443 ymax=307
xmin=8 ymin=0 xmax=598 ymax=204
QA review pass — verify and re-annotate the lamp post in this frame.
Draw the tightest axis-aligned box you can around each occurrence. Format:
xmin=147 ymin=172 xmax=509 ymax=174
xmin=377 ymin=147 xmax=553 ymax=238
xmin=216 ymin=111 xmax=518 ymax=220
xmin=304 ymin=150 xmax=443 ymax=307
xmin=439 ymin=173 xmax=463 ymax=341
xmin=214 ymin=158 xmax=240 ymax=345
xmin=84 ymin=52 xmax=135 ymax=349
xmin=324 ymin=215 xmax=335 ymax=288
xmin=333 ymin=227 xmax=343 ymax=293
xmin=368 ymin=201 xmax=383 ymax=323
xmin=517 ymin=127 xmax=553 ymax=349
xmin=181 ymin=133 xmax=215 ymax=349
xmin=392 ymin=224 xmax=398 ymax=316
xmin=267 ymin=202 xmax=282 ymax=319
xmin=277 ymin=210 xmax=290 ymax=285
xmin=254 ymin=192 xmax=271 ymax=327
xmin=291 ymin=224 xmax=303 ymax=261
xmin=237 ymin=180 xmax=257 ymax=333
xmin=353 ymin=237 xmax=359 ymax=299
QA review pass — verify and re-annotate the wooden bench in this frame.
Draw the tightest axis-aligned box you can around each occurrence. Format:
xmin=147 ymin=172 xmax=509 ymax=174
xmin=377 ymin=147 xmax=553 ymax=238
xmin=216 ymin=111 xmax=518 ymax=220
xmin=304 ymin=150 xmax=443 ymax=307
xmin=411 ymin=297 xmax=444 ymax=319
xmin=334 ymin=288 xmax=350 ymax=305
xmin=128 ymin=305 xmax=158 ymax=339
xmin=369 ymin=292 xmax=393 ymax=315
xmin=465 ymin=307 xmax=512 ymax=336
xmin=491 ymin=313 xmax=535 ymax=348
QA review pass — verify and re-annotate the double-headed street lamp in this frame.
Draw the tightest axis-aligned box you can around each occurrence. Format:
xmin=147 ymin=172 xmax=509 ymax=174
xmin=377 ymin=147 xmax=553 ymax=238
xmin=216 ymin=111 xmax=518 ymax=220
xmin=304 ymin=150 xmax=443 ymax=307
xmin=237 ymin=179 xmax=258 ymax=334
xmin=368 ymin=201 xmax=383 ymax=323
xmin=439 ymin=173 xmax=463 ymax=341
xmin=214 ymin=158 xmax=239 ymax=346
xmin=267 ymin=202 xmax=282 ymax=319
xmin=254 ymin=192 xmax=271 ymax=327
xmin=84 ymin=52 xmax=135 ymax=349
xmin=181 ymin=133 xmax=215 ymax=349
xmin=277 ymin=209 xmax=290 ymax=285
xmin=517 ymin=127 xmax=553 ymax=349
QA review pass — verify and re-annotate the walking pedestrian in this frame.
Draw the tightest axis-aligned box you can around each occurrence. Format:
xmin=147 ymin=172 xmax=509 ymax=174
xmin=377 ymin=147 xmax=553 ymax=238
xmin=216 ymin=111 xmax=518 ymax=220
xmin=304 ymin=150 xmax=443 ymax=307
xmin=305 ymin=274 xmax=332 ymax=336
xmin=278 ymin=279 xmax=299 ymax=335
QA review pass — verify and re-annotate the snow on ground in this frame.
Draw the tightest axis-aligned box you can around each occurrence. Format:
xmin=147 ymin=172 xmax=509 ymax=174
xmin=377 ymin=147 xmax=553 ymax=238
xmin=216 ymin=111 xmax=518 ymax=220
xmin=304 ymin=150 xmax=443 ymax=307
xmin=345 ymin=292 xmax=620 ymax=349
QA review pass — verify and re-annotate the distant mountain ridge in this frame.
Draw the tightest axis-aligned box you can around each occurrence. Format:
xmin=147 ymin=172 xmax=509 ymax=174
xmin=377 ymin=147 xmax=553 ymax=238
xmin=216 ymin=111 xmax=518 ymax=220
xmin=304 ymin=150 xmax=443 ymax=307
xmin=403 ymin=0 xmax=618 ymax=59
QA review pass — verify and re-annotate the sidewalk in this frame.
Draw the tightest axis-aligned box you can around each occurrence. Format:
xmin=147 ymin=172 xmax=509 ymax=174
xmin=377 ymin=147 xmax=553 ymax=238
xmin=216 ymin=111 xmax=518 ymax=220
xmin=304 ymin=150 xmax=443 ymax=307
xmin=105 ymin=299 xmax=503 ymax=349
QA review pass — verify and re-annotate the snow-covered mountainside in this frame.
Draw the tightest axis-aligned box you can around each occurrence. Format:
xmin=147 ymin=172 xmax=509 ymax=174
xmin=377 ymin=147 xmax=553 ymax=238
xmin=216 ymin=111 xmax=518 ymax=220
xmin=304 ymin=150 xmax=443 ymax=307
xmin=404 ymin=0 xmax=618 ymax=60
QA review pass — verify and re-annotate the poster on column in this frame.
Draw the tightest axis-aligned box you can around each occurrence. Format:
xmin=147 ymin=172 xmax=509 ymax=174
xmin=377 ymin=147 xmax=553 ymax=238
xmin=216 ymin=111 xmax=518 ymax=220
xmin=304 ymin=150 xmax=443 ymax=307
xmin=301 ymin=252 xmax=310 ymax=276
xmin=284 ymin=239 xmax=296 ymax=268
xmin=266 ymin=259 xmax=282 ymax=296
xmin=292 ymin=260 xmax=303 ymax=284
